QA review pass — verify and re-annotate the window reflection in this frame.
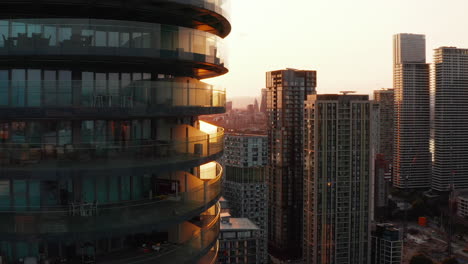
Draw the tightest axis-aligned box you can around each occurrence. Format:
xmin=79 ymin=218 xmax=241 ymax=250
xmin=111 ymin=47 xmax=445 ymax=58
xmin=0 ymin=19 xmax=224 ymax=65
xmin=0 ymin=69 xmax=225 ymax=108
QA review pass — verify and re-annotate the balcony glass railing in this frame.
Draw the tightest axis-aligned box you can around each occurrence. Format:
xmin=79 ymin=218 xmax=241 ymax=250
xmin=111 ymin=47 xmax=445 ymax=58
xmin=0 ymin=80 xmax=225 ymax=109
xmin=0 ymin=19 xmax=227 ymax=67
xmin=168 ymin=0 xmax=231 ymax=21
xmin=197 ymin=242 xmax=219 ymax=264
xmin=0 ymin=164 xmax=222 ymax=235
xmin=0 ymin=129 xmax=224 ymax=169
xmin=98 ymin=203 xmax=221 ymax=264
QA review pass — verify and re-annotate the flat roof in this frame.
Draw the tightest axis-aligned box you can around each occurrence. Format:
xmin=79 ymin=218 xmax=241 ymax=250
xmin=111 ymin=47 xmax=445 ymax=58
xmin=221 ymin=218 xmax=259 ymax=231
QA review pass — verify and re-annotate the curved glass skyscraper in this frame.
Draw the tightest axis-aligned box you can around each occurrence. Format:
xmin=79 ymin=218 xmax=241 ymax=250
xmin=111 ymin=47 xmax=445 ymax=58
xmin=0 ymin=1 xmax=230 ymax=263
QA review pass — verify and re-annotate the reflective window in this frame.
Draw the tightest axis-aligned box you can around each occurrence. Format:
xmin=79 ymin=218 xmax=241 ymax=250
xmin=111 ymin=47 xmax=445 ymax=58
xmin=0 ymin=70 xmax=8 ymax=106
xmin=41 ymin=181 xmax=59 ymax=206
xmin=0 ymin=20 xmax=8 ymax=47
xmin=11 ymin=69 xmax=25 ymax=106
xmin=0 ymin=180 xmax=10 ymax=208
xmin=13 ymin=180 xmax=27 ymax=210
xmin=27 ymin=69 xmax=41 ymax=106
xmin=11 ymin=122 xmax=26 ymax=143
xmin=58 ymin=70 xmax=72 ymax=105
xmin=121 ymin=175 xmax=131 ymax=200
xmin=83 ymin=178 xmax=95 ymax=203
xmin=81 ymin=121 xmax=94 ymax=144
xmin=29 ymin=180 xmax=40 ymax=208
xmin=96 ymin=177 xmax=108 ymax=203
xmin=44 ymin=70 xmax=57 ymax=106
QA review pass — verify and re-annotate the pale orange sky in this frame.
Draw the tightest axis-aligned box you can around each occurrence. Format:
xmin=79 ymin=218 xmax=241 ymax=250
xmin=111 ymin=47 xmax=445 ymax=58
xmin=206 ymin=0 xmax=468 ymax=98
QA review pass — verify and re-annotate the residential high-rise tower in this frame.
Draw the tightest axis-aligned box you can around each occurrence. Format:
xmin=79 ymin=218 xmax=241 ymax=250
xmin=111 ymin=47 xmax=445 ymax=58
xmin=303 ymin=94 xmax=374 ymax=264
xmin=373 ymin=89 xmax=394 ymax=212
xmin=393 ymin=33 xmax=431 ymax=189
xmin=433 ymin=47 xmax=468 ymax=191
xmin=0 ymin=1 xmax=230 ymax=263
xmin=266 ymin=69 xmax=316 ymax=262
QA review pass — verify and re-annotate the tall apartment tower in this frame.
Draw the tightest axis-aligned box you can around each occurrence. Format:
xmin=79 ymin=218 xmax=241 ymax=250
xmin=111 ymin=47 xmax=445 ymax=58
xmin=266 ymin=69 xmax=316 ymax=262
xmin=433 ymin=47 xmax=468 ymax=191
xmin=374 ymin=89 xmax=395 ymax=165
xmin=303 ymin=94 xmax=374 ymax=264
xmin=393 ymin=33 xmax=431 ymax=189
xmin=224 ymin=133 xmax=268 ymax=263
xmin=0 ymin=1 xmax=230 ymax=263
xmin=373 ymin=89 xmax=394 ymax=212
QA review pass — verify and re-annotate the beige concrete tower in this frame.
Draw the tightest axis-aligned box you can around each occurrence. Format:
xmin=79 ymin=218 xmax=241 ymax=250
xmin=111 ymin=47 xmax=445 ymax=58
xmin=393 ymin=33 xmax=431 ymax=189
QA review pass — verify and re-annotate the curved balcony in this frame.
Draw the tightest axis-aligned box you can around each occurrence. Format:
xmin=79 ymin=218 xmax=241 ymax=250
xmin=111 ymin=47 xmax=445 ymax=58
xmin=0 ymin=127 xmax=224 ymax=173
xmin=98 ymin=203 xmax=221 ymax=264
xmin=197 ymin=241 xmax=219 ymax=264
xmin=0 ymin=80 xmax=226 ymax=119
xmin=0 ymin=0 xmax=231 ymax=37
xmin=0 ymin=19 xmax=227 ymax=78
xmin=0 ymin=164 xmax=222 ymax=239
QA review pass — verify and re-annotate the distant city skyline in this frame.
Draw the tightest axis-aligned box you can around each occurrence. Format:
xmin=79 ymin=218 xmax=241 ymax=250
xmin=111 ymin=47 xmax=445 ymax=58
xmin=207 ymin=0 xmax=468 ymax=97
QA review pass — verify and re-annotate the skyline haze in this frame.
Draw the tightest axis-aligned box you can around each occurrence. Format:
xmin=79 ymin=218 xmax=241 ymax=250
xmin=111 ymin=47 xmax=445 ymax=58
xmin=207 ymin=0 xmax=468 ymax=97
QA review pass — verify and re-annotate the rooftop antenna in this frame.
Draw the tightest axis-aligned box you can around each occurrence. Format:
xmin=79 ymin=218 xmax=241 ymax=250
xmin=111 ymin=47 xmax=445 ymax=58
xmin=339 ymin=91 xmax=356 ymax=95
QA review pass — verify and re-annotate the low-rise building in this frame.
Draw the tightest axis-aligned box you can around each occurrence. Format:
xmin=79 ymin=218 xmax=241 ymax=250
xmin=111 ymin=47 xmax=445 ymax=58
xmin=371 ymin=223 xmax=402 ymax=264
xmin=219 ymin=213 xmax=260 ymax=264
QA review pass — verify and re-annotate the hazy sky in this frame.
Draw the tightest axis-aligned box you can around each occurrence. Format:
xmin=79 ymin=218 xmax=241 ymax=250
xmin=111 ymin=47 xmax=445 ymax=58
xmin=206 ymin=0 xmax=468 ymax=98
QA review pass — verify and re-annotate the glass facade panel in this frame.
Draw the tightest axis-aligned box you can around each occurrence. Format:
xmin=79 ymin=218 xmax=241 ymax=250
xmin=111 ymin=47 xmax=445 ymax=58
xmin=83 ymin=178 xmax=95 ymax=203
xmin=0 ymin=180 xmax=10 ymax=208
xmin=0 ymin=70 xmax=8 ymax=106
xmin=132 ymin=175 xmax=143 ymax=199
xmin=27 ymin=69 xmax=41 ymax=106
xmin=82 ymin=72 xmax=94 ymax=106
xmin=109 ymin=177 xmax=119 ymax=202
xmin=81 ymin=121 xmax=94 ymax=144
xmin=12 ymin=69 xmax=25 ymax=106
xmin=0 ymin=19 xmax=227 ymax=71
xmin=96 ymin=177 xmax=108 ymax=203
xmin=121 ymin=175 xmax=131 ymax=201
xmin=58 ymin=70 xmax=72 ymax=105
xmin=29 ymin=180 xmax=40 ymax=208
xmin=44 ymin=70 xmax=57 ymax=106
xmin=0 ymin=20 xmax=8 ymax=47
xmin=11 ymin=122 xmax=26 ymax=143
xmin=13 ymin=180 xmax=27 ymax=210
xmin=58 ymin=121 xmax=72 ymax=145
xmin=41 ymin=181 xmax=58 ymax=206
xmin=0 ymin=72 xmax=225 ymax=110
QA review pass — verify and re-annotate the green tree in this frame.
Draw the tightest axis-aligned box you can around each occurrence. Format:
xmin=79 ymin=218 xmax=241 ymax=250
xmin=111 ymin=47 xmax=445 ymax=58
xmin=409 ymin=254 xmax=433 ymax=264
xmin=442 ymin=257 xmax=459 ymax=264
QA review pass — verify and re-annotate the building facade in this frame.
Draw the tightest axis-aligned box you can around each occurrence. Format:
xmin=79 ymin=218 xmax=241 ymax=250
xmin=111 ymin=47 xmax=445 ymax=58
xmin=303 ymin=94 xmax=374 ymax=264
xmin=456 ymin=191 xmax=468 ymax=218
xmin=433 ymin=47 xmax=468 ymax=191
xmin=219 ymin=213 xmax=260 ymax=264
xmin=266 ymin=69 xmax=316 ymax=262
xmin=374 ymin=89 xmax=394 ymax=167
xmin=0 ymin=1 xmax=230 ymax=263
xmin=223 ymin=133 xmax=268 ymax=263
xmin=373 ymin=89 xmax=394 ymax=212
xmin=371 ymin=224 xmax=402 ymax=264
xmin=393 ymin=33 xmax=431 ymax=189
